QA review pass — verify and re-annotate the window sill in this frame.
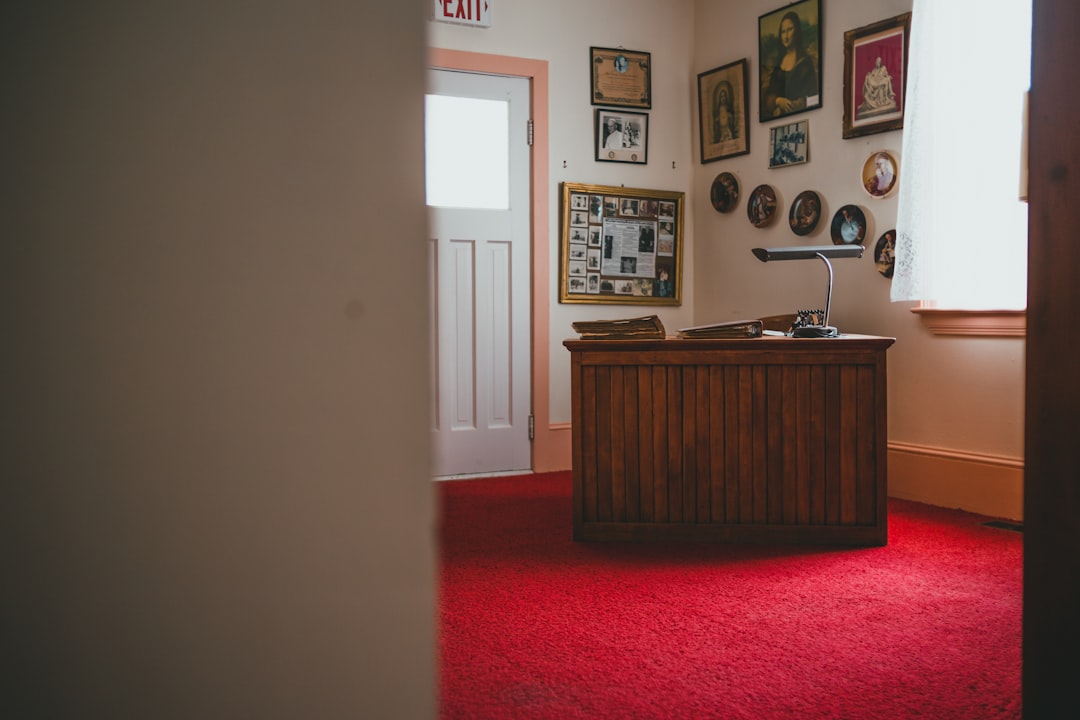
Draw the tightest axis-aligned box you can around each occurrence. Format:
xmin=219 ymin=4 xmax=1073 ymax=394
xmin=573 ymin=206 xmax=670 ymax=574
xmin=910 ymin=307 xmax=1026 ymax=337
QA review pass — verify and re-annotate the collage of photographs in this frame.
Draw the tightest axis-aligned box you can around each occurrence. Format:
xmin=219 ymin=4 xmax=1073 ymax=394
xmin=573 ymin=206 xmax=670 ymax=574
xmin=561 ymin=184 xmax=681 ymax=305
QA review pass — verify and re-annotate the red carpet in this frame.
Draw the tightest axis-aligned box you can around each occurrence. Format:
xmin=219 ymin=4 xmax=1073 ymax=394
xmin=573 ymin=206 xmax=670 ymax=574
xmin=438 ymin=471 xmax=1021 ymax=719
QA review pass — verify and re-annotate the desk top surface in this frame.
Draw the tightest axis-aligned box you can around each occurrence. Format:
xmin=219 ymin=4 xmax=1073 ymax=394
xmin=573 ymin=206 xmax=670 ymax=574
xmin=564 ymin=334 xmax=896 ymax=352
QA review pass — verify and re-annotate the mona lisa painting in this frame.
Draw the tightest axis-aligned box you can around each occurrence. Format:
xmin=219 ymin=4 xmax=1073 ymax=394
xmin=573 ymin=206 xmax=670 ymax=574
xmin=758 ymin=0 xmax=822 ymax=122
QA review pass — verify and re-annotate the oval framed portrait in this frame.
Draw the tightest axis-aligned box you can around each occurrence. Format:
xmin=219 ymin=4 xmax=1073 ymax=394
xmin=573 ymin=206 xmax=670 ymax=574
xmin=874 ymin=229 xmax=896 ymax=278
xmin=710 ymin=172 xmax=740 ymax=213
xmin=788 ymin=190 xmax=822 ymax=236
xmin=862 ymin=150 xmax=898 ymax=198
xmin=830 ymin=204 xmax=867 ymax=245
xmin=747 ymin=184 xmax=777 ymax=228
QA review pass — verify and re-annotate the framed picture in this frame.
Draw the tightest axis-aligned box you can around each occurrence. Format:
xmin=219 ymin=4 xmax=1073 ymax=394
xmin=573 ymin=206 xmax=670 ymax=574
xmin=559 ymin=182 xmax=683 ymax=305
xmin=747 ymin=184 xmax=778 ymax=228
xmin=697 ymin=59 xmax=750 ymax=163
xmin=862 ymin=150 xmax=899 ymax=198
xmin=595 ymin=109 xmax=649 ymax=164
xmin=590 ymin=47 xmax=652 ymax=109
xmin=710 ymin=172 xmax=740 ymax=213
xmin=830 ymin=204 xmax=867 ymax=246
xmin=789 ymin=190 xmax=822 ymax=235
xmin=843 ymin=13 xmax=911 ymax=139
xmin=759 ymin=0 xmax=822 ymax=122
xmin=769 ymin=119 xmax=809 ymax=168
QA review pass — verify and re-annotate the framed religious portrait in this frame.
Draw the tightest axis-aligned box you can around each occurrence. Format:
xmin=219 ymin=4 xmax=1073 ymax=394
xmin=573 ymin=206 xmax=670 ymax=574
xmin=843 ymin=13 xmax=911 ymax=139
xmin=697 ymin=59 xmax=750 ymax=163
xmin=590 ymin=47 xmax=652 ymax=109
xmin=595 ymin=109 xmax=649 ymax=164
xmin=758 ymin=0 xmax=822 ymax=122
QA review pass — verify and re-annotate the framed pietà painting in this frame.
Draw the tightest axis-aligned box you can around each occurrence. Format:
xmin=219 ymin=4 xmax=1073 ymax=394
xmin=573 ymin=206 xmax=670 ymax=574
xmin=843 ymin=13 xmax=911 ymax=139
xmin=698 ymin=59 xmax=750 ymax=163
xmin=759 ymin=0 xmax=822 ymax=122
xmin=559 ymin=182 xmax=683 ymax=305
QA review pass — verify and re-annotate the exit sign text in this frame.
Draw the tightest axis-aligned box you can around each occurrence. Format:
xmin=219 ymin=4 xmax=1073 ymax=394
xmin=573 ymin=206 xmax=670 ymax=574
xmin=434 ymin=0 xmax=492 ymax=28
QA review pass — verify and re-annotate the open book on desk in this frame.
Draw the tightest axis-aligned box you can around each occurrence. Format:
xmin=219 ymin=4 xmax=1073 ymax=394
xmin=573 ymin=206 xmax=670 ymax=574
xmin=676 ymin=319 xmax=762 ymax=339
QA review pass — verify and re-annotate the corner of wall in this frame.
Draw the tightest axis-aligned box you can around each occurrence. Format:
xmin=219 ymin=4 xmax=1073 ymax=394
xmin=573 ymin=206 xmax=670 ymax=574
xmin=888 ymin=442 xmax=1023 ymax=521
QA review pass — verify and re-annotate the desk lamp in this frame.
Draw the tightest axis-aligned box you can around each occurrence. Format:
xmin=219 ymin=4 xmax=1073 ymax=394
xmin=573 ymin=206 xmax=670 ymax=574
xmin=751 ymin=245 xmax=864 ymax=337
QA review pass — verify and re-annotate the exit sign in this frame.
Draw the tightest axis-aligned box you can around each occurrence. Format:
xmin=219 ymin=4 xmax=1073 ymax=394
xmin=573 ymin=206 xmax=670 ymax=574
xmin=433 ymin=0 xmax=492 ymax=28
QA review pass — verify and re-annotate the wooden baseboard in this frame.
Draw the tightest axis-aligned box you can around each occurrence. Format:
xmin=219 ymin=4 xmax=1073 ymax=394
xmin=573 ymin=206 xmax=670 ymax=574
xmin=543 ymin=432 xmax=1023 ymax=520
xmin=534 ymin=422 xmax=572 ymax=473
xmin=888 ymin=442 xmax=1023 ymax=521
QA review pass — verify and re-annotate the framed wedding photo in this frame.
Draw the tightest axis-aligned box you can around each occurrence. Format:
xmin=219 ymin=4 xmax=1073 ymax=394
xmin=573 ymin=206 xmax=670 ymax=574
xmin=843 ymin=13 xmax=911 ymax=139
xmin=595 ymin=109 xmax=649 ymax=164
xmin=758 ymin=0 xmax=822 ymax=122
xmin=697 ymin=59 xmax=750 ymax=163
xmin=590 ymin=47 xmax=652 ymax=109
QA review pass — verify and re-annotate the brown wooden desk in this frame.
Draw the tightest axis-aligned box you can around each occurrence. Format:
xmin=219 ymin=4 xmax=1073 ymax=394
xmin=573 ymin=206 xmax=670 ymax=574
xmin=563 ymin=334 xmax=895 ymax=545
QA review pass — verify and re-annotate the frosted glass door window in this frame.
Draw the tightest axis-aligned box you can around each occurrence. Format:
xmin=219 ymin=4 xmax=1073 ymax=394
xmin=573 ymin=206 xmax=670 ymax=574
xmin=425 ymin=94 xmax=509 ymax=209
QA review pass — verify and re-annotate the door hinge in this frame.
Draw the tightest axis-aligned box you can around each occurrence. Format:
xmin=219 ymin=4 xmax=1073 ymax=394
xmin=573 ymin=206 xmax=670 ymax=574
xmin=528 ymin=414 xmax=535 ymax=440
xmin=527 ymin=118 xmax=534 ymax=146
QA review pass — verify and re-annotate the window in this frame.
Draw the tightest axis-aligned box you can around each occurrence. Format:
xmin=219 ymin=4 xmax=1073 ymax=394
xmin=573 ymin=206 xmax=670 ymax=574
xmin=891 ymin=0 xmax=1032 ymax=333
xmin=425 ymin=94 xmax=509 ymax=209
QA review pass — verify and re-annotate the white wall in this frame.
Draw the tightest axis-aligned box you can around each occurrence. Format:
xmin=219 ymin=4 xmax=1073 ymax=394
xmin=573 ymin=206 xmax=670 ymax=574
xmin=692 ymin=0 xmax=1025 ymax=518
xmin=3 ymin=2 xmax=435 ymax=717
xmin=431 ymin=0 xmax=1025 ymax=519
xmin=429 ymin=0 xmax=698 ymax=424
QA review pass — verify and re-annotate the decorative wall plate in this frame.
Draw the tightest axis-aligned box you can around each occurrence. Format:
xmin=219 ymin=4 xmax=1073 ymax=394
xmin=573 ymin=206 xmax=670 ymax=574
xmin=710 ymin=172 xmax=740 ymax=213
xmin=747 ymin=184 xmax=777 ymax=228
xmin=830 ymin=204 xmax=867 ymax=245
xmin=861 ymin=150 xmax=898 ymax=198
xmin=874 ymin=229 xmax=896 ymax=278
xmin=788 ymin=190 xmax=822 ymax=236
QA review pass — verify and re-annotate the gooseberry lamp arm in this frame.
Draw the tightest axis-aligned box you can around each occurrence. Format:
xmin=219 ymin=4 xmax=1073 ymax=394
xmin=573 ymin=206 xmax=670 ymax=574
xmin=750 ymin=245 xmax=864 ymax=336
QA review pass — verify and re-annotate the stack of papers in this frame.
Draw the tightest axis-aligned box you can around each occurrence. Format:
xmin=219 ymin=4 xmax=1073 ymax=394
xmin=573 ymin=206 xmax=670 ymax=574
xmin=676 ymin=319 xmax=763 ymax=339
xmin=572 ymin=314 xmax=666 ymax=340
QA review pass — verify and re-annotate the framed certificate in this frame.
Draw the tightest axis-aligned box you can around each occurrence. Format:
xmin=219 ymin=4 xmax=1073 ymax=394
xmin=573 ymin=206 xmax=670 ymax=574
xmin=590 ymin=47 xmax=652 ymax=109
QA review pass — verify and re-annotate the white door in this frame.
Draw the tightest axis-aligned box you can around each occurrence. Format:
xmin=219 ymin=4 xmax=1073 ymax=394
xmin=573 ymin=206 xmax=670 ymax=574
xmin=426 ymin=69 xmax=531 ymax=478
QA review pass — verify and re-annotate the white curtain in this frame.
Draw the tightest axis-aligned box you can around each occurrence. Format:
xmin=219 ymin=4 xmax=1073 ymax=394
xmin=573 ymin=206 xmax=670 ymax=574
xmin=891 ymin=0 xmax=1031 ymax=308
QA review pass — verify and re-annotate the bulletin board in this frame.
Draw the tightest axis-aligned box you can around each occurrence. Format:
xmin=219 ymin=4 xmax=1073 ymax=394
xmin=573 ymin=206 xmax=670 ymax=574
xmin=558 ymin=182 xmax=684 ymax=305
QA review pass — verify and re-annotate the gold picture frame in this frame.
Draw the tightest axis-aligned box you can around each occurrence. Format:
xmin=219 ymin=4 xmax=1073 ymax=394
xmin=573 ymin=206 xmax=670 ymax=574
xmin=842 ymin=13 xmax=911 ymax=139
xmin=697 ymin=58 xmax=750 ymax=163
xmin=590 ymin=47 xmax=652 ymax=109
xmin=758 ymin=0 xmax=822 ymax=122
xmin=559 ymin=182 xmax=683 ymax=305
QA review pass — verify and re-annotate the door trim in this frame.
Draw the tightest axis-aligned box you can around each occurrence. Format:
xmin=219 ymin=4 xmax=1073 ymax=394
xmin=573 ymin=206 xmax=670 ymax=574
xmin=428 ymin=48 xmax=569 ymax=472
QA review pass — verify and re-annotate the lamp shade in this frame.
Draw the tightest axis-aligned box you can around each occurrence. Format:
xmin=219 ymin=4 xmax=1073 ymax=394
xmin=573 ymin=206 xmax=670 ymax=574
xmin=749 ymin=244 xmax=865 ymax=337
xmin=752 ymin=245 xmax=864 ymax=262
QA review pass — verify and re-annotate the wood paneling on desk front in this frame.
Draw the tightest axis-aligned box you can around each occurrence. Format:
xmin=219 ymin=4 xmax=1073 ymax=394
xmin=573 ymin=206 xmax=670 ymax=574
xmin=564 ymin=335 xmax=895 ymax=545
